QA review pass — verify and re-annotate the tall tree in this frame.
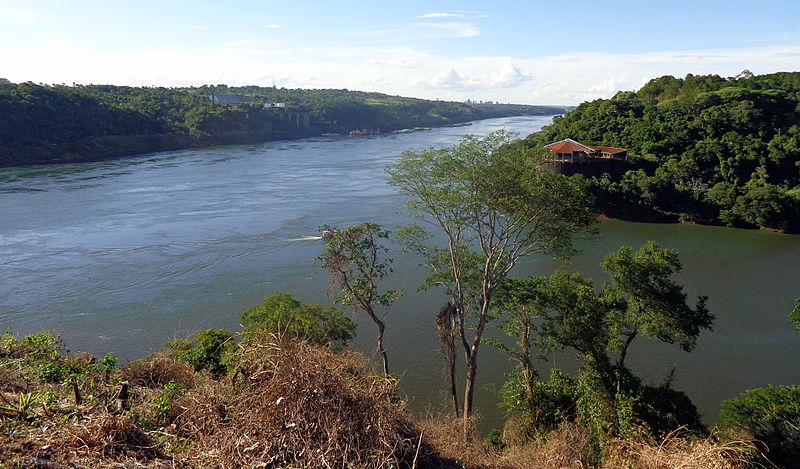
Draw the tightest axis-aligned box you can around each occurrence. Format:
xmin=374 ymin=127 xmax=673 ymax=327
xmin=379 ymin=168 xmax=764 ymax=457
xmin=318 ymin=223 xmax=401 ymax=376
xmin=387 ymin=131 xmax=595 ymax=420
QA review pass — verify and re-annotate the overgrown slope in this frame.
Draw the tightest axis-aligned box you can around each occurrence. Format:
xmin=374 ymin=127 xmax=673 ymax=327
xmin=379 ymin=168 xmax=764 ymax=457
xmin=523 ymin=71 xmax=800 ymax=231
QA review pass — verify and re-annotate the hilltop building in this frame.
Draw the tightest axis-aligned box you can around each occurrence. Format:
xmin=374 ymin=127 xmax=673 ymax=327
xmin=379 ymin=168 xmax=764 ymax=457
xmin=545 ymin=138 xmax=627 ymax=162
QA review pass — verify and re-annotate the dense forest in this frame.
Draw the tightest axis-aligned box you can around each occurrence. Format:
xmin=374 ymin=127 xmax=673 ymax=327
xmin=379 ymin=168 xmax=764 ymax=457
xmin=523 ymin=71 xmax=800 ymax=232
xmin=0 ymin=80 xmax=564 ymax=167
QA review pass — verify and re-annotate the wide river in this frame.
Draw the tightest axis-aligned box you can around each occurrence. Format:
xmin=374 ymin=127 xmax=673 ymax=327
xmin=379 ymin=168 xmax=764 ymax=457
xmin=1 ymin=116 xmax=799 ymax=432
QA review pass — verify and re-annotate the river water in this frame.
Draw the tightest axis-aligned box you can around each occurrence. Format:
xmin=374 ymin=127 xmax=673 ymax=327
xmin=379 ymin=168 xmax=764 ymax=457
xmin=2 ymin=115 xmax=799 ymax=431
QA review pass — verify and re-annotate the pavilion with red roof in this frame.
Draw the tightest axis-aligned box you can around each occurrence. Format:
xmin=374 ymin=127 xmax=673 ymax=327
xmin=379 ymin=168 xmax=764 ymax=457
xmin=545 ymin=138 xmax=627 ymax=162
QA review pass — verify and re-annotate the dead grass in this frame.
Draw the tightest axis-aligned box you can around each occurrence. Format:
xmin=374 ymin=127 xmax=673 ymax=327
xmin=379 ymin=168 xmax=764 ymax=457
xmin=121 ymin=352 xmax=197 ymax=390
xmin=176 ymin=336 xmax=437 ymax=468
xmin=501 ymin=422 xmax=596 ymax=469
xmin=62 ymin=413 xmax=158 ymax=458
xmin=605 ymin=428 xmax=762 ymax=469
xmin=419 ymin=415 xmax=508 ymax=469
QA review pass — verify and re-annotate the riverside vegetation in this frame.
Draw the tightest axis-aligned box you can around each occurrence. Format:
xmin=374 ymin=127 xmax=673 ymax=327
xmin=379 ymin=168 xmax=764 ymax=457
xmin=2 ymin=132 xmax=798 ymax=468
xmin=523 ymin=71 xmax=800 ymax=232
xmin=0 ymin=79 xmax=563 ymax=167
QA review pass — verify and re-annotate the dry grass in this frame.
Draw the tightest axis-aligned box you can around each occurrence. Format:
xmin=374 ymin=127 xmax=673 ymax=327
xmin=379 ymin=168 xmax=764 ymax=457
xmin=604 ymin=428 xmax=761 ymax=469
xmin=419 ymin=415 xmax=508 ymax=469
xmin=501 ymin=422 xmax=596 ymax=469
xmin=62 ymin=413 xmax=157 ymax=458
xmin=121 ymin=352 xmax=197 ymax=390
xmin=176 ymin=335 xmax=437 ymax=468
xmin=1 ymin=331 xmax=767 ymax=469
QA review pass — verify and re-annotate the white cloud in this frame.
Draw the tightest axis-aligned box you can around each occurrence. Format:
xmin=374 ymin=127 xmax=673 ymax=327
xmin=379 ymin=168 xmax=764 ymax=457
xmin=0 ymin=0 xmax=47 ymax=22
xmin=415 ymin=22 xmax=480 ymax=38
xmin=262 ymin=24 xmax=283 ymax=29
xmin=192 ymin=25 xmax=208 ymax=30
xmin=418 ymin=13 xmax=459 ymax=18
xmin=414 ymin=60 xmax=533 ymax=91
xmin=2 ymin=33 xmax=799 ymax=106
xmin=418 ymin=10 xmax=486 ymax=19
xmin=222 ymin=39 xmax=253 ymax=48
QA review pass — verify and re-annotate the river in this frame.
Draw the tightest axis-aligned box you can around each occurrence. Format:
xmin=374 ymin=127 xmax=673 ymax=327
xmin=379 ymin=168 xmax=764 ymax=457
xmin=1 ymin=115 xmax=799 ymax=432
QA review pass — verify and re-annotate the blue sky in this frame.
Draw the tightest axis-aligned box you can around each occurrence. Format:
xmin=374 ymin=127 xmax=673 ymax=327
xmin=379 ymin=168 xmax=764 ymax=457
xmin=2 ymin=0 xmax=799 ymax=104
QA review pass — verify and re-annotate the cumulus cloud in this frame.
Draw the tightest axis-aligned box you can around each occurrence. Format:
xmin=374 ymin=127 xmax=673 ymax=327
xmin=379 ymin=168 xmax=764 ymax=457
xmin=415 ymin=60 xmax=533 ymax=91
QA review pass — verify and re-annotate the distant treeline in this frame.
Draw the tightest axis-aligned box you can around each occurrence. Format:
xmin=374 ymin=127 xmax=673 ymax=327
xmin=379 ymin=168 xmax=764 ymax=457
xmin=0 ymin=81 xmax=565 ymax=167
xmin=524 ymin=71 xmax=800 ymax=232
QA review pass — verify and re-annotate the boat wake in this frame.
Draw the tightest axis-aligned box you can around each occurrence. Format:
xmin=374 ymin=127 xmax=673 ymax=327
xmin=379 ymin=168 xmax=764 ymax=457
xmin=285 ymin=235 xmax=323 ymax=241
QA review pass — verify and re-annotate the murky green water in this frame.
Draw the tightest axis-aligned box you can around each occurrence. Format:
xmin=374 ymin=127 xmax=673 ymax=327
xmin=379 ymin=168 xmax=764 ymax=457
xmin=2 ymin=116 xmax=799 ymax=431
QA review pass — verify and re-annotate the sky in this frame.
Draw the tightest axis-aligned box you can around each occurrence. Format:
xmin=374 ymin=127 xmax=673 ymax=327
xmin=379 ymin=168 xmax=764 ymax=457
xmin=1 ymin=0 xmax=799 ymax=105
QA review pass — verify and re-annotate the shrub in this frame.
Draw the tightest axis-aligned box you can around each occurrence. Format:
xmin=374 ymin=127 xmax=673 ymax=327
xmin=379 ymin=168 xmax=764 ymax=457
xmin=164 ymin=328 xmax=233 ymax=375
xmin=720 ymin=384 xmax=800 ymax=466
xmin=240 ymin=292 xmax=355 ymax=349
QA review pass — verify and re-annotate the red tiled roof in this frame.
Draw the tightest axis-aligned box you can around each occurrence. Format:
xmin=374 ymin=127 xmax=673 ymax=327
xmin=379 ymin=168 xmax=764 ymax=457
xmin=545 ymin=138 xmax=627 ymax=154
xmin=589 ymin=145 xmax=627 ymax=155
xmin=545 ymin=139 xmax=594 ymax=154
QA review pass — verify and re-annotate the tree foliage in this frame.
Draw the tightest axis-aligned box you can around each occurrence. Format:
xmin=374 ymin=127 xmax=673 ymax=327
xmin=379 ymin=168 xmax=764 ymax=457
xmin=525 ymin=71 xmax=800 ymax=232
xmin=163 ymin=328 xmax=234 ymax=376
xmin=493 ymin=242 xmax=711 ymax=438
xmin=387 ymin=130 xmax=596 ymax=419
xmin=721 ymin=385 xmax=800 ymax=466
xmin=0 ymin=81 xmax=564 ymax=167
xmin=240 ymin=292 xmax=355 ymax=349
xmin=318 ymin=223 xmax=401 ymax=375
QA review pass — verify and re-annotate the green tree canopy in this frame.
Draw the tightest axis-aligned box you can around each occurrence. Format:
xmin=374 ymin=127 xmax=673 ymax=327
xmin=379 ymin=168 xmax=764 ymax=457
xmin=387 ymin=130 xmax=596 ymax=420
xmin=318 ymin=223 xmax=400 ymax=376
xmin=240 ymin=292 xmax=355 ymax=349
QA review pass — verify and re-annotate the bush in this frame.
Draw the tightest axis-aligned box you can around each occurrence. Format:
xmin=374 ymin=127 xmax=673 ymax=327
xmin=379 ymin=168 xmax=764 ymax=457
xmin=240 ymin=292 xmax=355 ymax=349
xmin=720 ymin=385 xmax=800 ymax=466
xmin=164 ymin=329 xmax=233 ymax=375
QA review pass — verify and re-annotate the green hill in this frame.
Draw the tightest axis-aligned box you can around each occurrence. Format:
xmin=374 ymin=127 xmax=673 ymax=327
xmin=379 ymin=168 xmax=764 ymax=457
xmin=523 ymin=71 xmax=800 ymax=232
xmin=0 ymin=82 xmax=564 ymax=167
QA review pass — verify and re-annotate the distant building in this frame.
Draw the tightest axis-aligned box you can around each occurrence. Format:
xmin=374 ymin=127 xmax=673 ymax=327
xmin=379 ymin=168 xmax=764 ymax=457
xmin=262 ymin=102 xmax=287 ymax=109
xmin=209 ymin=92 xmax=250 ymax=105
xmin=545 ymin=138 xmax=627 ymax=162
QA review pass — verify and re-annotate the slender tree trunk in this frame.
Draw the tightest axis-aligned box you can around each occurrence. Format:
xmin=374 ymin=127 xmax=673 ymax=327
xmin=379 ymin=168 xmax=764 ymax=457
xmin=462 ymin=291 xmax=492 ymax=423
xmin=374 ymin=316 xmax=389 ymax=376
xmin=437 ymin=302 xmax=459 ymax=416
xmin=518 ymin=308 xmax=537 ymax=408
xmin=463 ymin=353 xmax=477 ymax=419
xmin=616 ymin=331 xmax=637 ymax=394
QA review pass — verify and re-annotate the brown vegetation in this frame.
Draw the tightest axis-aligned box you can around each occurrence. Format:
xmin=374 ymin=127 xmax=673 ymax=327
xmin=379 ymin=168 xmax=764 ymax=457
xmin=0 ymin=330 xmax=762 ymax=468
xmin=178 ymin=334 xmax=434 ymax=468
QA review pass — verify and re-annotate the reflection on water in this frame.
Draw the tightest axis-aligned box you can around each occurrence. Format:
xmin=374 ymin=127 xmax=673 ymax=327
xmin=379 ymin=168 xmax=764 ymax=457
xmin=1 ymin=115 xmax=799 ymax=432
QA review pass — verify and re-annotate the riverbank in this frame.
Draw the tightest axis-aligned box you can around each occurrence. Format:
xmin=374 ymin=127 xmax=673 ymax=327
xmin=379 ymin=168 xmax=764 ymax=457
xmin=0 ymin=81 xmax=565 ymax=168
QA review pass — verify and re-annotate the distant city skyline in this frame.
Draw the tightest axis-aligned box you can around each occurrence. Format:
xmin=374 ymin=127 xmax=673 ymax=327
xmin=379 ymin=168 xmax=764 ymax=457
xmin=2 ymin=0 xmax=799 ymax=105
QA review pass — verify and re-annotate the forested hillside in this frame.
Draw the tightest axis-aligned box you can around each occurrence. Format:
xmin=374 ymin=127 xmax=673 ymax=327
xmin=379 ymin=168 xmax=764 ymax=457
xmin=0 ymin=81 xmax=563 ymax=167
xmin=524 ymin=71 xmax=800 ymax=232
